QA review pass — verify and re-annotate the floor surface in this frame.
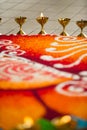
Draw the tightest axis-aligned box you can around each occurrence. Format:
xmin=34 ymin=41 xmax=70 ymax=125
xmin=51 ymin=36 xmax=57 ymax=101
xmin=0 ymin=0 xmax=87 ymax=36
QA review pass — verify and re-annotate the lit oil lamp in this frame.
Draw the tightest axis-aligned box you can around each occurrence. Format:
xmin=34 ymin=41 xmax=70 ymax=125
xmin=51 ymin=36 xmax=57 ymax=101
xmin=36 ymin=12 xmax=48 ymax=34
xmin=16 ymin=117 xmax=40 ymax=130
xmin=51 ymin=115 xmax=76 ymax=130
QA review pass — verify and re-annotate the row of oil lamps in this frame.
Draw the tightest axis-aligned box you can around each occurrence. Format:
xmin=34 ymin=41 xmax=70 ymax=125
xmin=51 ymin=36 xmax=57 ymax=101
xmin=11 ymin=115 xmax=77 ymax=130
xmin=0 ymin=13 xmax=87 ymax=37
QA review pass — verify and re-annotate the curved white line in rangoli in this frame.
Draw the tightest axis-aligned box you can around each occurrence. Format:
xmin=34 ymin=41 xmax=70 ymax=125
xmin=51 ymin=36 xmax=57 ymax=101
xmin=6 ymin=44 xmax=20 ymax=50
xmin=79 ymin=71 xmax=87 ymax=76
xmin=0 ymin=50 xmax=25 ymax=57
xmin=55 ymin=80 xmax=87 ymax=96
xmin=0 ymin=56 xmax=31 ymax=63
xmin=0 ymin=39 xmax=26 ymax=56
xmin=79 ymin=71 xmax=87 ymax=82
xmin=55 ymin=36 xmax=87 ymax=42
xmin=54 ymin=53 xmax=87 ymax=68
xmin=40 ymin=48 xmax=87 ymax=61
xmin=46 ymin=44 xmax=87 ymax=53
xmin=51 ymin=41 xmax=87 ymax=47
xmin=0 ymin=39 xmax=12 ymax=45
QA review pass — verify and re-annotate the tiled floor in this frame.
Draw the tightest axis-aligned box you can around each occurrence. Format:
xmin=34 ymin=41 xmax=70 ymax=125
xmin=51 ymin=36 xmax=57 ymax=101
xmin=0 ymin=0 xmax=87 ymax=36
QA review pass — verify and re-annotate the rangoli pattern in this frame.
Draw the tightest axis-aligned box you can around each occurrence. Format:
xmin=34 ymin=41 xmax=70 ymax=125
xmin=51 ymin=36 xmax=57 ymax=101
xmin=0 ymin=34 xmax=87 ymax=130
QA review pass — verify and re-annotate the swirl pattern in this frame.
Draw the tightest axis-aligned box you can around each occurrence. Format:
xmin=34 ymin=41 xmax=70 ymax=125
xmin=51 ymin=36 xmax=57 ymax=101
xmin=40 ymin=36 xmax=87 ymax=72
xmin=0 ymin=39 xmax=25 ymax=57
xmin=0 ymin=56 xmax=71 ymax=89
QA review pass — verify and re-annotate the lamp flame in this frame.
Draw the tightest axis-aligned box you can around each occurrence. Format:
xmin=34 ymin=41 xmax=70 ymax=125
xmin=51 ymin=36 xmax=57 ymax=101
xmin=40 ymin=12 xmax=44 ymax=17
